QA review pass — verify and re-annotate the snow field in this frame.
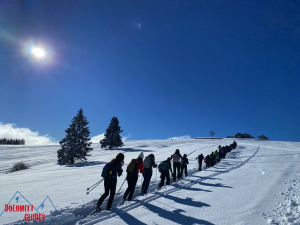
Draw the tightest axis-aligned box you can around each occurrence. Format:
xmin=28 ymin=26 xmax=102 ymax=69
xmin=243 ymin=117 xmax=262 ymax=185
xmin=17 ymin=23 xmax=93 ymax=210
xmin=0 ymin=139 xmax=300 ymax=224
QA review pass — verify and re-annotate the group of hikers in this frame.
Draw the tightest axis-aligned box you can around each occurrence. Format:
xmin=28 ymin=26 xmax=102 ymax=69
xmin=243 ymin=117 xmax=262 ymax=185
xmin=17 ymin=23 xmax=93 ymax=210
xmin=197 ymin=141 xmax=238 ymax=170
xmin=95 ymin=141 xmax=237 ymax=212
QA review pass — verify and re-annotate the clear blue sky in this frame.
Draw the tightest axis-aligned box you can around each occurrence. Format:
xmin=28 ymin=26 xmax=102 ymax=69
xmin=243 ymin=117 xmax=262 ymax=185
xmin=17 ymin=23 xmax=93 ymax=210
xmin=0 ymin=0 xmax=299 ymax=142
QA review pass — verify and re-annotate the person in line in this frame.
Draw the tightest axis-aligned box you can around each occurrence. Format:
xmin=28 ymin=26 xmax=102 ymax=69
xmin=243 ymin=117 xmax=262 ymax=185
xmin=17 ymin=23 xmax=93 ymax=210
xmin=215 ymin=150 xmax=220 ymax=163
xmin=123 ymin=152 xmax=144 ymax=201
xmin=141 ymin=154 xmax=157 ymax=195
xmin=210 ymin=152 xmax=215 ymax=167
xmin=196 ymin=153 xmax=204 ymax=171
xmin=219 ymin=145 xmax=225 ymax=159
xmin=180 ymin=154 xmax=189 ymax=178
xmin=205 ymin=154 xmax=210 ymax=169
xmin=158 ymin=157 xmax=173 ymax=188
xmin=171 ymin=149 xmax=183 ymax=181
xmin=97 ymin=153 xmax=124 ymax=211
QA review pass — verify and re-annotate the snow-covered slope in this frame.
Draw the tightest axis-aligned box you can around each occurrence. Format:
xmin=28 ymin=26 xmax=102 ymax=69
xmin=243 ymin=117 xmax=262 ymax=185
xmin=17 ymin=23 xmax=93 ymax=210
xmin=0 ymin=139 xmax=299 ymax=225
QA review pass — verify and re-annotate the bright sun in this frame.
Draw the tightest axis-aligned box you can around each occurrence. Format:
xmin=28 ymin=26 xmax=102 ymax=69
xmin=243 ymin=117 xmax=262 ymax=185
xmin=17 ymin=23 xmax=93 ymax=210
xmin=31 ymin=47 xmax=45 ymax=58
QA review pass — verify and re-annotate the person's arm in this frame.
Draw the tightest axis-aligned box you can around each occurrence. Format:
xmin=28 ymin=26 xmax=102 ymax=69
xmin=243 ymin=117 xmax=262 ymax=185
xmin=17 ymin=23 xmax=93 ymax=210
xmin=168 ymin=162 xmax=173 ymax=174
xmin=196 ymin=156 xmax=198 ymax=160
xmin=117 ymin=164 xmax=123 ymax=177
xmin=152 ymin=159 xmax=157 ymax=168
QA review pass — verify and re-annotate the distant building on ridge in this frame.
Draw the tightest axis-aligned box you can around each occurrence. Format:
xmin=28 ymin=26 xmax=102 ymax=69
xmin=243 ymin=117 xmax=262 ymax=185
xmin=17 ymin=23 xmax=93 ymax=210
xmin=258 ymin=134 xmax=269 ymax=140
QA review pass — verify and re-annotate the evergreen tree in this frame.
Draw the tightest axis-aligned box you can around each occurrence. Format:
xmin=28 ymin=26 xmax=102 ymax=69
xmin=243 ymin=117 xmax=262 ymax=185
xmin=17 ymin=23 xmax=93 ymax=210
xmin=57 ymin=108 xmax=93 ymax=164
xmin=100 ymin=117 xmax=124 ymax=149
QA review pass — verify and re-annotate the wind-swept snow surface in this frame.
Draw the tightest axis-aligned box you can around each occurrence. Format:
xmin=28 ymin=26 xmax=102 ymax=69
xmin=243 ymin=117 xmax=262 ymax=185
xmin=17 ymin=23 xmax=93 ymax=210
xmin=0 ymin=139 xmax=300 ymax=225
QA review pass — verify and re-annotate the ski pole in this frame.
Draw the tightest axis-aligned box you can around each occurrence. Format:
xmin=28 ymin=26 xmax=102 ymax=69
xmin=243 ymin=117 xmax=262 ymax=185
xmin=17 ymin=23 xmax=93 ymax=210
xmin=87 ymin=179 xmax=103 ymax=191
xmin=86 ymin=179 xmax=104 ymax=195
xmin=117 ymin=178 xmax=127 ymax=196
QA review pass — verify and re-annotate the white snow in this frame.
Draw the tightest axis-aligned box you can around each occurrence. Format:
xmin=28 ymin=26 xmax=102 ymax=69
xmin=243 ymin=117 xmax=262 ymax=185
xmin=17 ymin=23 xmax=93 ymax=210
xmin=0 ymin=139 xmax=300 ymax=225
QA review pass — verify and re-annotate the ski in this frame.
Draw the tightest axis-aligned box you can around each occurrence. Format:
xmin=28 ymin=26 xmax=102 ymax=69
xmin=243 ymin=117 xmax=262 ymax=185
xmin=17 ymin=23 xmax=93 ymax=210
xmin=89 ymin=207 xmax=103 ymax=216
xmin=117 ymin=198 xmax=126 ymax=207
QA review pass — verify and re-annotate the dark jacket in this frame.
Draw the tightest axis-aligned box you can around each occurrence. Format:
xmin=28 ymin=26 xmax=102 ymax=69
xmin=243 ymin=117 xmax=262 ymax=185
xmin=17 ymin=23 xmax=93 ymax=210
xmin=181 ymin=157 xmax=189 ymax=166
xmin=104 ymin=160 xmax=123 ymax=180
xmin=196 ymin=154 xmax=204 ymax=163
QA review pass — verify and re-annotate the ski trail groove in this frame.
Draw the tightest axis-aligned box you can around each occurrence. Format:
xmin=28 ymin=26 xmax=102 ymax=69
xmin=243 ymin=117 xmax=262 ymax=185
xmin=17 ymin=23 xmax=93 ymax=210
xmin=80 ymin=145 xmax=260 ymax=225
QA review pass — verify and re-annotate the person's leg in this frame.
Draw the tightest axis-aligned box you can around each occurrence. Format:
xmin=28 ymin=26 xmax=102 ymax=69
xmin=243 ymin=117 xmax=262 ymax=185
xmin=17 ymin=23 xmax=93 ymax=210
xmin=143 ymin=170 xmax=152 ymax=194
xmin=97 ymin=179 xmax=109 ymax=207
xmin=159 ymin=171 xmax=166 ymax=187
xmin=141 ymin=173 xmax=145 ymax=190
xmin=176 ymin=163 xmax=181 ymax=179
xmin=180 ymin=165 xmax=184 ymax=178
xmin=106 ymin=180 xmax=116 ymax=210
xmin=166 ymin=171 xmax=170 ymax=185
xmin=128 ymin=176 xmax=138 ymax=201
xmin=123 ymin=178 xmax=131 ymax=199
xmin=173 ymin=164 xmax=176 ymax=181
xmin=184 ymin=165 xmax=188 ymax=177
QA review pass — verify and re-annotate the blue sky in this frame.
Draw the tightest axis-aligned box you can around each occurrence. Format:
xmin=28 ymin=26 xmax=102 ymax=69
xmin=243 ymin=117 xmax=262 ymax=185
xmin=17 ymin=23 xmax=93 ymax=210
xmin=0 ymin=0 xmax=299 ymax=143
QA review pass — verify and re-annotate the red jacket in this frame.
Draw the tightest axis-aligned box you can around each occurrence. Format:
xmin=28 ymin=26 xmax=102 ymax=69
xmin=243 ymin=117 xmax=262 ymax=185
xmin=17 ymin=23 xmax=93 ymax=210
xmin=127 ymin=158 xmax=144 ymax=175
xmin=136 ymin=158 xmax=144 ymax=174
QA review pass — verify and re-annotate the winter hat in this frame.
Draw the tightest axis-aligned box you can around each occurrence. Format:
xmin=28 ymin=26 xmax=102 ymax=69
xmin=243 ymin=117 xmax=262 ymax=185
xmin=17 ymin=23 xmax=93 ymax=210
xmin=139 ymin=152 xmax=144 ymax=159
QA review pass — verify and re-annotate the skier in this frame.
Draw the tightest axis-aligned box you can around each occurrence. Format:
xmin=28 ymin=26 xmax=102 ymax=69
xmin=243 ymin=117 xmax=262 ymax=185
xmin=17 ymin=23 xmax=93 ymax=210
xmin=180 ymin=154 xmax=189 ymax=178
xmin=215 ymin=150 xmax=220 ymax=163
xmin=158 ymin=157 xmax=173 ymax=188
xmin=141 ymin=154 xmax=157 ymax=195
xmin=123 ymin=152 xmax=144 ymax=201
xmin=204 ymin=154 xmax=210 ymax=169
xmin=171 ymin=149 xmax=183 ymax=181
xmin=218 ymin=145 xmax=225 ymax=159
xmin=232 ymin=140 xmax=237 ymax=149
xmin=196 ymin=153 xmax=204 ymax=171
xmin=210 ymin=152 xmax=215 ymax=167
xmin=96 ymin=153 xmax=124 ymax=211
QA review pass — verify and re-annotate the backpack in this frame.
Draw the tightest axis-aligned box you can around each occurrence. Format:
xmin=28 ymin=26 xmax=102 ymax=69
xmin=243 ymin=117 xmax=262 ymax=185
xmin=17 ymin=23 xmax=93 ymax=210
xmin=101 ymin=163 xmax=115 ymax=180
xmin=173 ymin=154 xmax=180 ymax=162
xmin=127 ymin=159 xmax=139 ymax=174
xmin=158 ymin=161 xmax=169 ymax=172
xmin=143 ymin=156 xmax=152 ymax=169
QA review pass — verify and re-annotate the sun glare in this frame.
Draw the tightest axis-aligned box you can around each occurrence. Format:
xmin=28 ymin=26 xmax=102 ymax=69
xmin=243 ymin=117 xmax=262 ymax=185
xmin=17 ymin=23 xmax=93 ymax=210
xmin=31 ymin=47 xmax=45 ymax=58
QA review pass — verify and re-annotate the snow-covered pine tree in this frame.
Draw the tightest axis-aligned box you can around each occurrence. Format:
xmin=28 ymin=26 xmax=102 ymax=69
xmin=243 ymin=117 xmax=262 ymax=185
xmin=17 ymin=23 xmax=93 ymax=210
xmin=100 ymin=117 xmax=124 ymax=149
xmin=57 ymin=108 xmax=93 ymax=164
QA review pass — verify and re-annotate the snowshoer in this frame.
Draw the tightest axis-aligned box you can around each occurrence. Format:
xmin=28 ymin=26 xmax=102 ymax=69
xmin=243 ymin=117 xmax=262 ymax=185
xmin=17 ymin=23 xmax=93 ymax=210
xmin=196 ymin=153 xmax=204 ymax=171
xmin=96 ymin=153 xmax=124 ymax=211
xmin=171 ymin=149 xmax=183 ymax=181
xmin=158 ymin=157 xmax=172 ymax=187
xmin=123 ymin=152 xmax=144 ymax=201
xmin=141 ymin=154 xmax=157 ymax=195
xmin=180 ymin=154 xmax=189 ymax=178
